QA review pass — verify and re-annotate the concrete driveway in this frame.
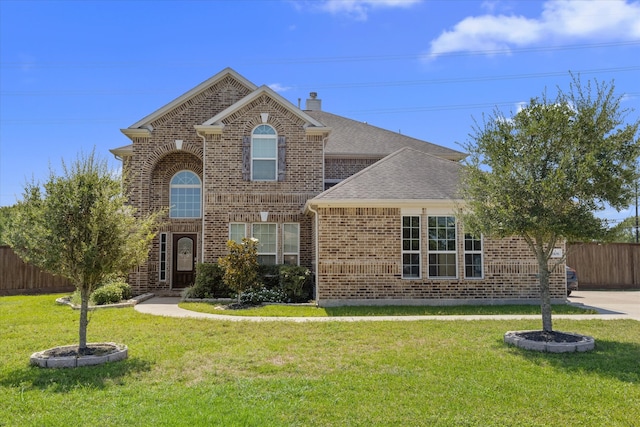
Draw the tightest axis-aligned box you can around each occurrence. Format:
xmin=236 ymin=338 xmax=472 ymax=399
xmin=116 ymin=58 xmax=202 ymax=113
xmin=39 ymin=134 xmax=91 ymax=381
xmin=568 ymin=291 xmax=640 ymax=320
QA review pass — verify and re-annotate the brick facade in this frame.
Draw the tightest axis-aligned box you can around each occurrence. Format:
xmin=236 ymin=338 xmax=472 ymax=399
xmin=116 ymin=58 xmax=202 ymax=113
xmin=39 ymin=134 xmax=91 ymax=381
xmin=315 ymin=207 xmax=566 ymax=305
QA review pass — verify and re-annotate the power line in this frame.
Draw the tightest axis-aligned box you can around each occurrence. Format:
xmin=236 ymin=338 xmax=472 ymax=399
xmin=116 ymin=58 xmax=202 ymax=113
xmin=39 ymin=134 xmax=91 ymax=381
xmin=2 ymin=66 xmax=639 ymax=97
xmin=4 ymin=91 xmax=639 ymax=124
xmin=2 ymin=41 xmax=639 ymax=69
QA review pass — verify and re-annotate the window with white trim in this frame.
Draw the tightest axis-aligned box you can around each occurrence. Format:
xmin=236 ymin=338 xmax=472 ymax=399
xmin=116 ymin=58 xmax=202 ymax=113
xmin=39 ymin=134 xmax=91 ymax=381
xmin=170 ymin=171 xmax=201 ymax=218
xmin=464 ymin=234 xmax=483 ymax=279
xmin=283 ymin=223 xmax=300 ymax=265
xmin=402 ymin=216 xmax=421 ymax=278
xmin=159 ymin=233 xmax=167 ymax=282
xmin=428 ymin=216 xmax=457 ymax=278
xmin=251 ymin=125 xmax=277 ymax=181
xmin=252 ymin=223 xmax=277 ymax=265
xmin=229 ymin=223 xmax=247 ymax=244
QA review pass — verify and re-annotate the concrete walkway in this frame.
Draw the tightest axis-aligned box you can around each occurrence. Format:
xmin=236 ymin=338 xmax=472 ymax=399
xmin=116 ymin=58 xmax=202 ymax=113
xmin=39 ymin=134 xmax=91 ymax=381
xmin=134 ymin=290 xmax=639 ymax=322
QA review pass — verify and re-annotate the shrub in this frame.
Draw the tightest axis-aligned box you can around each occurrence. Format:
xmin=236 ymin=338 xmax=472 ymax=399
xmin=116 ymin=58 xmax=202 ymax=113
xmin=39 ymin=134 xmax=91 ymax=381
xmin=69 ymin=279 xmax=131 ymax=305
xmin=257 ymin=264 xmax=280 ymax=289
xmin=218 ymin=238 xmax=260 ymax=303
xmin=279 ymin=265 xmax=312 ymax=302
xmin=240 ymin=287 xmax=287 ymax=305
xmin=183 ymin=263 xmax=231 ymax=299
xmin=113 ymin=280 xmax=132 ymax=300
xmin=91 ymin=282 xmax=128 ymax=305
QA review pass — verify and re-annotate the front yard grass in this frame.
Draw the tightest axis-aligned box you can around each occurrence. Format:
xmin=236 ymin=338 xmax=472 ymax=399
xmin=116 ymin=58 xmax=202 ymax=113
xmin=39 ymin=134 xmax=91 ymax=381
xmin=179 ymin=301 xmax=597 ymax=317
xmin=1 ymin=294 xmax=638 ymax=426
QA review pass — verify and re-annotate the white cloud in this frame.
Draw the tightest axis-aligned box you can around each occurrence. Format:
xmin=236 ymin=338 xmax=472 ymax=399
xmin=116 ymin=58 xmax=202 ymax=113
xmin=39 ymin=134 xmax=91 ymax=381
xmin=427 ymin=0 xmax=640 ymax=59
xmin=268 ymin=83 xmax=292 ymax=93
xmin=294 ymin=0 xmax=422 ymax=21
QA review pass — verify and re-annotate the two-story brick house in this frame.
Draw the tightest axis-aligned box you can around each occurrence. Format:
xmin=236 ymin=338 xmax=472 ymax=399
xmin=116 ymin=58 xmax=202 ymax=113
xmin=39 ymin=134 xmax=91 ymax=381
xmin=112 ymin=68 xmax=566 ymax=305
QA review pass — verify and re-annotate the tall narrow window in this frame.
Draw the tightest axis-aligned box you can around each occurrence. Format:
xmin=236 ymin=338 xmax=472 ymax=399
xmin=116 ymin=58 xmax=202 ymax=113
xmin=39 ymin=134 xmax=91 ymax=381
xmin=170 ymin=171 xmax=201 ymax=218
xmin=252 ymin=125 xmax=277 ymax=181
xmin=159 ymin=233 xmax=167 ymax=281
xmin=402 ymin=216 xmax=421 ymax=278
xmin=428 ymin=216 xmax=457 ymax=278
xmin=229 ymin=223 xmax=247 ymax=244
xmin=252 ymin=223 xmax=277 ymax=265
xmin=283 ymin=223 xmax=300 ymax=265
xmin=464 ymin=234 xmax=483 ymax=279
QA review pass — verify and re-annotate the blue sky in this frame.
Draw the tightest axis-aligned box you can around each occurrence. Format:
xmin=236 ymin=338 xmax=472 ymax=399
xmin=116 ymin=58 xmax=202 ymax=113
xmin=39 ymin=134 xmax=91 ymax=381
xmin=1 ymin=0 xmax=639 ymax=224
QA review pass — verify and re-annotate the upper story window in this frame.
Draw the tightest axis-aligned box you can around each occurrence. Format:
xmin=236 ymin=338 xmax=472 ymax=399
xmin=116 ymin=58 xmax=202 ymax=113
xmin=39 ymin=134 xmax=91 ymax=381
xmin=170 ymin=170 xmax=201 ymax=218
xmin=252 ymin=125 xmax=277 ymax=181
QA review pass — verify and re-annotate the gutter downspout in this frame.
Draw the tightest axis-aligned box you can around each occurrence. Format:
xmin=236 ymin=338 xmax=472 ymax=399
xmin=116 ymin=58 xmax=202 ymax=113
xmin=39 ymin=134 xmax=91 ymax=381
xmin=307 ymin=135 xmax=328 ymax=306
xmin=307 ymin=202 xmax=320 ymax=306
xmin=197 ymin=131 xmax=207 ymax=263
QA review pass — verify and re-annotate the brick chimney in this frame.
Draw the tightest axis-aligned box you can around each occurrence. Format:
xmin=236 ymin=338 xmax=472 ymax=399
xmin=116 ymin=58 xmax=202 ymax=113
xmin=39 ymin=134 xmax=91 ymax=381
xmin=305 ymin=92 xmax=322 ymax=111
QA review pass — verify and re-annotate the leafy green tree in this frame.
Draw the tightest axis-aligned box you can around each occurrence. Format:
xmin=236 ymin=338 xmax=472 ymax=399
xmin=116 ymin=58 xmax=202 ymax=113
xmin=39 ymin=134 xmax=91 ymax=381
xmin=0 ymin=205 xmax=15 ymax=245
xmin=218 ymin=238 xmax=259 ymax=304
xmin=6 ymin=150 xmax=159 ymax=353
xmin=460 ymin=77 xmax=640 ymax=333
xmin=608 ymin=216 xmax=640 ymax=243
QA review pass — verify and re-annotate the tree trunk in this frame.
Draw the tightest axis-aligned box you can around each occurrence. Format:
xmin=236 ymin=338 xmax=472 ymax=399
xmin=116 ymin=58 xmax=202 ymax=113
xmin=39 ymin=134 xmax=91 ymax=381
xmin=79 ymin=286 xmax=90 ymax=354
xmin=537 ymin=257 xmax=553 ymax=333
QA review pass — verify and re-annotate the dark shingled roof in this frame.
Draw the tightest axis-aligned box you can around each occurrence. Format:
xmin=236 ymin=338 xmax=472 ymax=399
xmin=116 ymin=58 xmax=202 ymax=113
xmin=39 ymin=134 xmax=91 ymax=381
xmin=313 ymin=147 xmax=462 ymax=201
xmin=306 ymin=110 xmax=466 ymax=161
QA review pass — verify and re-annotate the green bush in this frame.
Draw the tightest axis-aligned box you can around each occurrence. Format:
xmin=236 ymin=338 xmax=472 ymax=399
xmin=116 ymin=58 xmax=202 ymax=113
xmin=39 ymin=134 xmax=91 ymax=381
xmin=240 ymin=287 xmax=287 ymax=305
xmin=257 ymin=264 xmax=280 ymax=289
xmin=113 ymin=280 xmax=132 ymax=300
xmin=183 ymin=263 xmax=232 ymax=299
xmin=91 ymin=281 xmax=131 ymax=305
xmin=279 ymin=265 xmax=312 ymax=302
xmin=69 ymin=279 xmax=132 ymax=305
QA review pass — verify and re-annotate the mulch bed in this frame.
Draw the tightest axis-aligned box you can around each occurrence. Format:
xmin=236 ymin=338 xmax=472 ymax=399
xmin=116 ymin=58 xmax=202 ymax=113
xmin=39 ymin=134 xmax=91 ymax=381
xmin=516 ymin=330 xmax=585 ymax=343
xmin=42 ymin=343 xmax=120 ymax=358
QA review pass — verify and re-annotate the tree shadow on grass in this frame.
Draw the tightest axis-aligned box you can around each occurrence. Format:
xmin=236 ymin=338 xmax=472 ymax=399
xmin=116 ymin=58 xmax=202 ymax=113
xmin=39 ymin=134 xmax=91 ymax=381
xmin=0 ymin=357 xmax=153 ymax=393
xmin=503 ymin=338 xmax=640 ymax=384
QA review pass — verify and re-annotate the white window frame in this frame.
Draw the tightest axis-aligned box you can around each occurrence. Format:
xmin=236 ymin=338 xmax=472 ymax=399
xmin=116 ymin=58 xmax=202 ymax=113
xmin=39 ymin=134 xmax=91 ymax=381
xmin=159 ymin=233 xmax=167 ymax=282
xmin=169 ymin=170 xmax=202 ymax=218
xmin=252 ymin=223 xmax=277 ymax=265
xmin=464 ymin=233 xmax=484 ymax=279
xmin=282 ymin=223 xmax=300 ymax=265
xmin=401 ymin=216 xmax=421 ymax=279
xmin=229 ymin=223 xmax=247 ymax=244
xmin=251 ymin=124 xmax=277 ymax=181
xmin=427 ymin=215 xmax=458 ymax=279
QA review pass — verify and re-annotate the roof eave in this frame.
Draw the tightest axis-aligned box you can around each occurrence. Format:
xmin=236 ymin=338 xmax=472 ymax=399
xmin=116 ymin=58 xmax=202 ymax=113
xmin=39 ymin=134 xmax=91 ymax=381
xmin=109 ymin=144 xmax=134 ymax=158
xmin=120 ymin=128 xmax=151 ymax=139
xmin=306 ymin=198 xmax=464 ymax=211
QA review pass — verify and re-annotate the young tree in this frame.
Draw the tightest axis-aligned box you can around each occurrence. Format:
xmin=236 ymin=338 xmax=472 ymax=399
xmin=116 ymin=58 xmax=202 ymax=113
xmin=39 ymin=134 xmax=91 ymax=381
xmin=460 ymin=77 xmax=640 ymax=333
xmin=6 ymin=150 xmax=159 ymax=353
xmin=218 ymin=238 xmax=259 ymax=304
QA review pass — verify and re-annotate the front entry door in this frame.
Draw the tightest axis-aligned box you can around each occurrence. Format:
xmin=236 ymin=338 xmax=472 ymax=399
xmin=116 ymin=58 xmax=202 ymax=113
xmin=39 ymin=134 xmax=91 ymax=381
xmin=172 ymin=234 xmax=197 ymax=289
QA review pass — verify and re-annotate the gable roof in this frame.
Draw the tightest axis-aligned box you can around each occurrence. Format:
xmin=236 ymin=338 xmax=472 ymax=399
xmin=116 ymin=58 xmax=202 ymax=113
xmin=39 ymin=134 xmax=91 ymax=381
xmin=126 ymin=67 xmax=257 ymax=130
xmin=306 ymin=110 xmax=466 ymax=161
xmin=309 ymin=147 xmax=462 ymax=207
xmin=199 ymin=85 xmax=327 ymax=131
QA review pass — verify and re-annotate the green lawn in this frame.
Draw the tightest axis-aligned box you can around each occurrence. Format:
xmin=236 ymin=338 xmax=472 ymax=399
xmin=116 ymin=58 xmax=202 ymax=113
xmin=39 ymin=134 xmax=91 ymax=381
xmin=179 ymin=301 xmax=597 ymax=317
xmin=1 ymin=294 xmax=638 ymax=426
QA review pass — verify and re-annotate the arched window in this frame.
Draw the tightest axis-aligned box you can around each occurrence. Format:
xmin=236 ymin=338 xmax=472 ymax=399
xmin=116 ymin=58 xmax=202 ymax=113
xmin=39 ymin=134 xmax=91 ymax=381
xmin=251 ymin=124 xmax=277 ymax=181
xmin=170 ymin=171 xmax=201 ymax=218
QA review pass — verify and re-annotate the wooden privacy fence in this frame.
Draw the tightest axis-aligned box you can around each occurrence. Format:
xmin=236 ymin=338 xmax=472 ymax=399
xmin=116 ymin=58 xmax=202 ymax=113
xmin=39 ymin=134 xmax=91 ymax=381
xmin=567 ymin=243 xmax=640 ymax=290
xmin=0 ymin=245 xmax=74 ymax=296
